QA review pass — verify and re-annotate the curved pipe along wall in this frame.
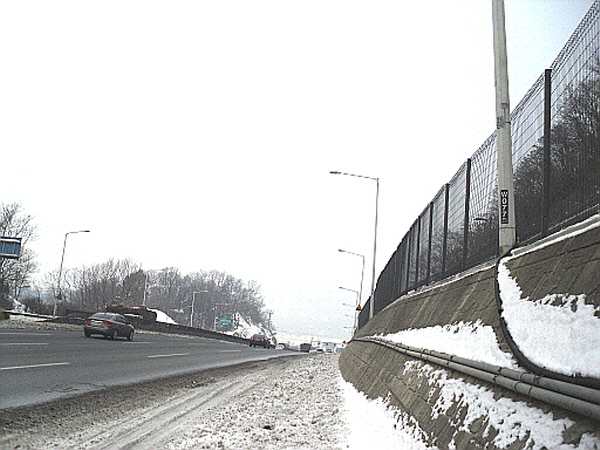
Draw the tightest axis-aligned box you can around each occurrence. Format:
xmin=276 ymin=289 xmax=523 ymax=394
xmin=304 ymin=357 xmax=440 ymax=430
xmin=339 ymin=217 xmax=600 ymax=449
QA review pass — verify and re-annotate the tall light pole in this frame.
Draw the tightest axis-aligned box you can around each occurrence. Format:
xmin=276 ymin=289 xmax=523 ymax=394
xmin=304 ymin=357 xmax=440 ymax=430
xmin=492 ymin=0 xmax=516 ymax=255
xmin=55 ymin=230 xmax=90 ymax=316
xmin=339 ymin=286 xmax=360 ymax=333
xmin=330 ymin=171 xmax=379 ymax=320
xmin=338 ymin=249 xmax=365 ymax=309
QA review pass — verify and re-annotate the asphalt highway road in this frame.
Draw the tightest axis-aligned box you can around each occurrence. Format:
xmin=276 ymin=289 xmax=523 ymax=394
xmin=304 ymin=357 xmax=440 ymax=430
xmin=0 ymin=328 xmax=298 ymax=409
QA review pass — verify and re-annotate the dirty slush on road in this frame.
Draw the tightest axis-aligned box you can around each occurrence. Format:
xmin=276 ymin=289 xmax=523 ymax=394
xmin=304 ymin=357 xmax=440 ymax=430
xmin=0 ymin=352 xmax=348 ymax=450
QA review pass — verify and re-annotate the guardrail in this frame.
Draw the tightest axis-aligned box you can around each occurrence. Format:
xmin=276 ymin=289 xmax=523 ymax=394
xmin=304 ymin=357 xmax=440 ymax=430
xmin=1 ymin=310 xmax=253 ymax=346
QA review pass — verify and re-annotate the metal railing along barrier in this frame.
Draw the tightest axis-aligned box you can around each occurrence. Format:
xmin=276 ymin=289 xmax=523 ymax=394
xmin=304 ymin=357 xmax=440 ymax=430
xmin=358 ymin=2 xmax=600 ymax=329
xmin=357 ymin=336 xmax=600 ymax=422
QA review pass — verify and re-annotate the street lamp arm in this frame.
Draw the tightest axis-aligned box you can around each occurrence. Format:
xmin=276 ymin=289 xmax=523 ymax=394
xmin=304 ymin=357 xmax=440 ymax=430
xmin=330 ymin=171 xmax=378 ymax=182
xmin=339 ymin=286 xmax=359 ymax=293
xmin=330 ymin=169 xmax=379 ymax=321
xmin=338 ymin=249 xmax=365 ymax=259
xmin=54 ymin=229 xmax=90 ymax=316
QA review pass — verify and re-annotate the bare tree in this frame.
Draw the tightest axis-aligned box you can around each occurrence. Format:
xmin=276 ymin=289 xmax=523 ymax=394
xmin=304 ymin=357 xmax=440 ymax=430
xmin=45 ymin=258 xmax=142 ymax=313
xmin=0 ymin=203 xmax=38 ymax=308
xmin=39 ymin=255 xmax=269 ymax=328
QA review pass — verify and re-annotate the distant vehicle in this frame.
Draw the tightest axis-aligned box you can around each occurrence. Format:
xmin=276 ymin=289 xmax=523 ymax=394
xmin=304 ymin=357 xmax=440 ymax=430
xmin=300 ymin=343 xmax=311 ymax=353
xmin=84 ymin=312 xmax=134 ymax=341
xmin=66 ymin=310 xmax=89 ymax=322
xmin=249 ymin=334 xmax=271 ymax=348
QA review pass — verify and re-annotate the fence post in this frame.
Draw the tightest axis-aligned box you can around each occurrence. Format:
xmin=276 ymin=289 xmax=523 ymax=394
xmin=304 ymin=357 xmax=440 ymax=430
xmin=415 ymin=217 xmax=421 ymax=285
xmin=426 ymin=202 xmax=433 ymax=285
xmin=405 ymin=231 xmax=412 ymax=291
xmin=463 ymin=159 xmax=472 ymax=270
xmin=442 ymin=183 xmax=450 ymax=276
xmin=542 ymin=68 xmax=552 ymax=237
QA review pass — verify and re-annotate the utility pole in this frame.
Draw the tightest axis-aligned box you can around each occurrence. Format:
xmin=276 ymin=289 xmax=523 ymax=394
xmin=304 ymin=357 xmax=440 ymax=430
xmin=492 ymin=0 xmax=516 ymax=256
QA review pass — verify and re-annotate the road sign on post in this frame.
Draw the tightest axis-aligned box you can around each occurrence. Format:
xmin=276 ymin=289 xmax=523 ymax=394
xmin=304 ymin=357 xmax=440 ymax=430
xmin=219 ymin=318 xmax=232 ymax=327
xmin=0 ymin=237 xmax=22 ymax=259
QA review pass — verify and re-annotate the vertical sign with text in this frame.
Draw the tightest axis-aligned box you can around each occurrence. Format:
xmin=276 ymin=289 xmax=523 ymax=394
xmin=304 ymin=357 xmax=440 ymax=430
xmin=500 ymin=189 xmax=510 ymax=224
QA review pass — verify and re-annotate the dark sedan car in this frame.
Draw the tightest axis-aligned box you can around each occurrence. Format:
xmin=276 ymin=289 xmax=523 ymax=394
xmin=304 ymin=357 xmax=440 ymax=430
xmin=84 ymin=312 xmax=134 ymax=341
xmin=249 ymin=334 xmax=271 ymax=348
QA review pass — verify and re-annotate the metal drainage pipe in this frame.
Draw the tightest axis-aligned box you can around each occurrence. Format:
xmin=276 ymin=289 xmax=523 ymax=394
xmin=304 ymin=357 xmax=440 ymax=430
xmin=357 ymin=337 xmax=600 ymax=422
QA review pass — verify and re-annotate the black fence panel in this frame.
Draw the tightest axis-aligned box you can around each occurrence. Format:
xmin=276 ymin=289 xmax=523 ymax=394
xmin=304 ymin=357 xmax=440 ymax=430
xmin=467 ymin=134 xmax=499 ymax=265
xmin=417 ymin=205 xmax=432 ymax=286
xmin=444 ymin=164 xmax=468 ymax=277
xmin=356 ymin=3 xmax=599 ymax=332
xmin=429 ymin=187 xmax=446 ymax=283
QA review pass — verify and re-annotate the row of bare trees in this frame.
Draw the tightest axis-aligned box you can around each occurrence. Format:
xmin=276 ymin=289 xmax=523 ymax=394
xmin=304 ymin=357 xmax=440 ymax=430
xmin=0 ymin=203 xmax=269 ymax=330
xmin=36 ymin=262 xmax=269 ymax=329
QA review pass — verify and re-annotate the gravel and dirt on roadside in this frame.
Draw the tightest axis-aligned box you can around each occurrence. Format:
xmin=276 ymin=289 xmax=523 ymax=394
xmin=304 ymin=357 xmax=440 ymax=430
xmin=0 ymin=320 xmax=349 ymax=450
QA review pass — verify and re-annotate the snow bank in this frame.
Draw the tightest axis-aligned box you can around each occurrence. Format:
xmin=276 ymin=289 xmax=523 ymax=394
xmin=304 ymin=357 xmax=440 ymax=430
xmin=148 ymin=308 xmax=178 ymax=325
xmin=341 ymin=380 xmax=433 ymax=449
xmin=373 ymin=215 xmax=600 ymax=379
xmin=374 ymin=321 xmax=517 ymax=368
xmin=342 ymin=358 xmax=600 ymax=449
xmin=227 ymin=314 xmax=266 ymax=338
xmin=498 ymin=259 xmax=600 ymax=378
xmin=403 ymin=360 xmax=598 ymax=450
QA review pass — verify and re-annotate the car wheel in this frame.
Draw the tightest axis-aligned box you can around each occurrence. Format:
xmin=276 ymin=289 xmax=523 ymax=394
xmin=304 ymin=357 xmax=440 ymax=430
xmin=111 ymin=329 xmax=118 ymax=340
xmin=84 ymin=330 xmax=91 ymax=338
xmin=127 ymin=330 xmax=134 ymax=341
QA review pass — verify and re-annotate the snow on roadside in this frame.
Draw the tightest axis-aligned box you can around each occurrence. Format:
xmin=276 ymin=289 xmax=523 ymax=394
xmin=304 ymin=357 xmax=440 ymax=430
xmin=498 ymin=259 xmax=600 ymax=378
xmin=226 ymin=314 xmax=266 ymax=339
xmin=164 ymin=354 xmax=434 ymax=450
xmin=166 ymin=355 xmax=348 ymax=450
xmin=373 ymin=321 xmax=517 ymax=368
xmin=371 ymin=216 xmax=600 ymax=379
xmin=402 ymin=360 xmax=599 ymax=450
xmin=497 ymin=215 xmax=600 ymax=378
xmin=341 ymin=379 xmax=433 ymax=450
xmin=148 ymin=308 xmax=178 ymax=324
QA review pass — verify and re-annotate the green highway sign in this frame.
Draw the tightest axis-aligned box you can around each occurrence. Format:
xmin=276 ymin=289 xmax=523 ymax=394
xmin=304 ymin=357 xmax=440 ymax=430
xmin=219 ymin=317 xmax=232 ymax=327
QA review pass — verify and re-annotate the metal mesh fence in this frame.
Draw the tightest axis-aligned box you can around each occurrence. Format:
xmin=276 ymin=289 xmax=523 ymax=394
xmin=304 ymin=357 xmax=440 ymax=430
xmin=358 ymin=2 xmax=600 ymax=329
xmin=445 ymin=164 xmax=468 ymax=276
xmin=547 ymin=5 xmax=600 ymax=232
xmin=417 ymin=205 xmax=431 ymax=286
xmin=429 ymin=187 xmax=446 ymax=282
xmin=468 ymin=134 xmax=499 ymax=265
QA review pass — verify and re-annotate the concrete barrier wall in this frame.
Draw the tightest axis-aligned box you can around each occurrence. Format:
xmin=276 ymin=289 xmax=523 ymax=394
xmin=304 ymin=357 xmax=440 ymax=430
xmin=340 ymin=217 xmax=600 ymax=449
xmin=136 ymin=320 xmax=250 ymax=345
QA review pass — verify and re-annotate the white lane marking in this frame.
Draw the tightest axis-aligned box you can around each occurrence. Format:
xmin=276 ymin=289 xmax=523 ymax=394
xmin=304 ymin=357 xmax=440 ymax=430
xmin=0 ymin=343 xmax=49 ymax=346
xmin=147 ymin=353 xmax=189 ymax=359
xmin=0 ymin=362 xmax=70 ymax=371
xmin=0 ymin=332 xmax=51 ymax=336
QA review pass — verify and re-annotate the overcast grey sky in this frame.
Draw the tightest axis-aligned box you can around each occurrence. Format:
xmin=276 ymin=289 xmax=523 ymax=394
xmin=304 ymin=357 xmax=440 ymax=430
xmin=0 ymin=1 xmax=594 ymax=339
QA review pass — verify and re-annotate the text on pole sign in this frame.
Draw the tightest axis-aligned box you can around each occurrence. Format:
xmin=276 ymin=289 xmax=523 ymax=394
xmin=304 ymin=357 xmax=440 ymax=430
xmin=500 ymin=190 xmax=510 ymax=224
